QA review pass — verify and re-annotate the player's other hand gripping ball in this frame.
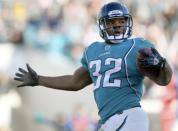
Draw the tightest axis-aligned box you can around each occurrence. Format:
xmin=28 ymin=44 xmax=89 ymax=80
xmin=136 ymin=47 xmax=165 ymax=76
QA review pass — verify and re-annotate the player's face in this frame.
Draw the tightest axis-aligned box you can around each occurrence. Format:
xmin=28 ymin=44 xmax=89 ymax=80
xmin=105 ymin=17 xmax=127 ymax=36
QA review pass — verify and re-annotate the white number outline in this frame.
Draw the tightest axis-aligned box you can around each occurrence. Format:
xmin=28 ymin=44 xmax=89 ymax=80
xmin=89 ymin=60 xmax=102 ymax=89
xmin=103 ymin=58 xmax=122 ymax=87
xmin=89 ymin=58 xmax=122 ymax=89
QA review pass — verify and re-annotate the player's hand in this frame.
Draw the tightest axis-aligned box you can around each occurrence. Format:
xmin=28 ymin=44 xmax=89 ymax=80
xmin=138 ymin=48 xmax=166 ymax=69
xmin=14 ymin=64 xmax=39 ymax=87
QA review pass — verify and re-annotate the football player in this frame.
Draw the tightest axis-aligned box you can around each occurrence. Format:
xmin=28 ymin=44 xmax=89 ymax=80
xmin=14 ymin=2 xmax=172 ymax=131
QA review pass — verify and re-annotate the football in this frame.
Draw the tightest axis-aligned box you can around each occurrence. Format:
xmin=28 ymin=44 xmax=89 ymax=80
xmin=136 ymin=48 xmax=153 ymax=61
xmin=136 ymin=48 xmax=159 ymax=77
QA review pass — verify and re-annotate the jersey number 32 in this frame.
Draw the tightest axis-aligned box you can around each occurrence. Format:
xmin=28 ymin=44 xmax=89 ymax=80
xmin=89 ymin=58 xmax=122 ymax=90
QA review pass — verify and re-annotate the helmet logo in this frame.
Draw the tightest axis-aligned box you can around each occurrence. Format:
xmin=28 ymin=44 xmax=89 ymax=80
xmin=108 ymin=10 xmax=123 ymax=16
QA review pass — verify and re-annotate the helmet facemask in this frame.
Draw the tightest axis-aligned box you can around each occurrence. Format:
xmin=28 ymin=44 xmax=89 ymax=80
xmin=99 ymin=15 xmax=133 ymax=44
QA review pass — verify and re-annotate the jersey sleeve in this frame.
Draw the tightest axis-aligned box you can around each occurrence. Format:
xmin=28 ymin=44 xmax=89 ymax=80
xmin=139 ymin=38 xmax=155 ymax=49
xmin=133 ymin=38 xmax=155 ymax=56
xmin=81 ymin=48 xmax=89 ymax=70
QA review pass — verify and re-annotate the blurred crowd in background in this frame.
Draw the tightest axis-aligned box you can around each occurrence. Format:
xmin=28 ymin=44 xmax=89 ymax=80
xmin=0 ymin=0 xmax=178 ymax=131
xmin=0 ymin=0 xmax=178 ymax=63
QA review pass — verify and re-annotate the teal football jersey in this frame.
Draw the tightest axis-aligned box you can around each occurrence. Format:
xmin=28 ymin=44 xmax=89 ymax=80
xmin=81 ymin=37 xmax=154 ymax=124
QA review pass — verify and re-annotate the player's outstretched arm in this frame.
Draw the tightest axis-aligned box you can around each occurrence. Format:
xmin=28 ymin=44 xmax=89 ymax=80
xmin=137 ymin=48 xmax=172 ymax=86
xmin=14 ymin=64 xmax=92 ymax=91
xmin=38 ymin=67 xmax=92 ymax=91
